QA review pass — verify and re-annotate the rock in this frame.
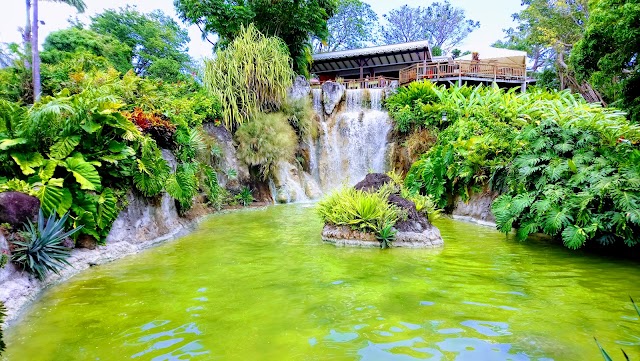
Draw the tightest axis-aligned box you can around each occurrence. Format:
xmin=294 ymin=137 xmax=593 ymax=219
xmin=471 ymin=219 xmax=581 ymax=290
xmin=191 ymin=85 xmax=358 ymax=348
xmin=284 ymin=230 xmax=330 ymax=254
xmin=322 ymin=81 xmax=345 ymax=116
xmin=272 ymin=161 xmax=322 ymax=203
xmin=289 ymin=75 xmax=311 ymax=100
xmin=321 ymin=224 xmax=443 ymax=248
xmin=249 ymin=180 xmax=273 ymax=203
xmin=61 ymin=237 xmax=75 ymax=249
xmin=0 ymin=192 xmax=40 ymax=227
xmin=354 ymin=173 xmax=393 ymax=192
xmin=452 ymin=188 xmax=499 ymax=226
xmin=202 ymin=122 xmax=250 ymax=190
xmin=322 ymin=173 xmax=444 ymax=248
xmin=75 ymin=235 xmax=98 ymax=250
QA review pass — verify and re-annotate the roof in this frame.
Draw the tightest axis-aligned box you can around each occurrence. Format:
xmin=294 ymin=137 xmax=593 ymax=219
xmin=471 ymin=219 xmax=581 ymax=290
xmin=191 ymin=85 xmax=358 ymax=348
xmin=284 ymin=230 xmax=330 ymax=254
xmin=457 ymin=47 xmax=527 ymax=66
xmin=311 ymin=41 xmax=433 ymax=74
xmin=312 ymin=40 xmax=432 ymax=62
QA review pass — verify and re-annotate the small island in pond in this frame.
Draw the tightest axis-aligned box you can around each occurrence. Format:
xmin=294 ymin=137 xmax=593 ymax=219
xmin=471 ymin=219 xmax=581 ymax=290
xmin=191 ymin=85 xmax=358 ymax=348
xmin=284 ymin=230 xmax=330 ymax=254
xmin=318 ymin=173 xmax=444 ymax=249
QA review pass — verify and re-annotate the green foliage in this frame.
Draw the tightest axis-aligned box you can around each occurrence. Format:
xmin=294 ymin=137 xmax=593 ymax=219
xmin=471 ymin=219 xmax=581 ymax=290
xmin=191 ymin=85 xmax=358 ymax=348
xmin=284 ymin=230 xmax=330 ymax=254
xmin=41 ymin=27 xmax=132 ymax=74
xmin=235 ymin=112 xmax=298 ymax=179
xmin=571 ymin=0 xmax=640 ymax=122
xmin=236 ymin=186 xmax=254 ymax=207
xmin=90 ymin=6 xmax=192 ymax=81
xmin=12 ymin=209 xmax=82 ymax=280
xmin=317 ymin=187 xmax=399 ymax=235
xmin=204 ymin=25 xmax=295 ymax=130
xmin=492 ymin=117 xmax=640 ymax=249
xmin=389 ymin=82 xmax=640 ymax=249
xmin=175 ymin=0 xmax=337 ymax=76
xmin=166 ymin=163 xmax=199 ymax=214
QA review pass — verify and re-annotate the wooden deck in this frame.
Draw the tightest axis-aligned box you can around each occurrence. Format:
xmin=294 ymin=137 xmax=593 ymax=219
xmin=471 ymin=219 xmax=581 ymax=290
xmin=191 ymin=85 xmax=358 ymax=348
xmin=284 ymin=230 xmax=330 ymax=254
xmin=400 ymin=60 xmax=528 ymax=85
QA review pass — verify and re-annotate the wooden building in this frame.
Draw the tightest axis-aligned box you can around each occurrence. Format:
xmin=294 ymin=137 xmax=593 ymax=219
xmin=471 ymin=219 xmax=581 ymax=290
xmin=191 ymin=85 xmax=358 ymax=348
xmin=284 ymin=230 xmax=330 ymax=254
xmin=311 ymin=41 xmax=534 ymax=90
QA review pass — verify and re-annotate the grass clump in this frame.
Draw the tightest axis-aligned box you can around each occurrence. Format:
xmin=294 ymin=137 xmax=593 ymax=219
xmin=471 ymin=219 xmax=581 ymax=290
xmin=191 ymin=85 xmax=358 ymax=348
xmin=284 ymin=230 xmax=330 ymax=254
xmin=235 ymin=112 xmax=297 ymax=179
xmin=317 ymin=186 xmax=399 ymax=235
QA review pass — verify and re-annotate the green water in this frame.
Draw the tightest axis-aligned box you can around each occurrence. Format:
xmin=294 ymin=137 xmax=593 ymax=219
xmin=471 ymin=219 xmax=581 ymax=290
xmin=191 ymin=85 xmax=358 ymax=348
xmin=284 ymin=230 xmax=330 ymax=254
xmin=4 ymin=204 xmax=640 ymax=360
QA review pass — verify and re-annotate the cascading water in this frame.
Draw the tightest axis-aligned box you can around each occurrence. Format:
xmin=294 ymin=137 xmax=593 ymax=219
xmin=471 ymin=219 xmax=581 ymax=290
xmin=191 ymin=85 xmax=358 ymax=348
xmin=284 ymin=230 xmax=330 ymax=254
xmin=314 ymin=88 xmax=392 ymax=192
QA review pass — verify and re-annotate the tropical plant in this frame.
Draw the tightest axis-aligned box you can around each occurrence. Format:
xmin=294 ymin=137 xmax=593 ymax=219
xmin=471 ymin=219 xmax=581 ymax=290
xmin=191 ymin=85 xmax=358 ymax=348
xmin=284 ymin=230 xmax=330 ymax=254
xmin=236 ymin=186 xmax=254 ymax=207
xmin=12 ymin=209 xmax=82 ymax=280
xmin=235 ymin=112 xmax=298 ymax=179
xmin=386 ymin=81 xmax=640 ymax=250
xmin=376 ymin=222 xmax=396 ymax=249
xmin=203 ymin=25 xmax=295 ymax=130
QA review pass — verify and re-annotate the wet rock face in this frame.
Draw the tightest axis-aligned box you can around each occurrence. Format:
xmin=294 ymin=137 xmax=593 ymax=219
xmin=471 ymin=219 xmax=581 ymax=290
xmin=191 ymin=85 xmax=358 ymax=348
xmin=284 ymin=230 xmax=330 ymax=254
xmin=202 ymin=123 xmax=250 ymax=190
xmin=388 ymin=194 xmax=430 ymax=233
xmin=354 ymin=173 xmax=393 ymax=192
xmin=322 ymin=81 xmax=345 ymax=116
xmin=289 ymin=75 xmax=311 ymax=100
xmin=0 ymin=192 xmax=40 ymax=227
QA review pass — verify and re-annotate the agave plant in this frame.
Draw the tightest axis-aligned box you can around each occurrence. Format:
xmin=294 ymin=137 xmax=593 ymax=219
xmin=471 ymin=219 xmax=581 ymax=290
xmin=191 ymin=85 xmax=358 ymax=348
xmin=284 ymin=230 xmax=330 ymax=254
xmin=11 ymin=209 xmax=82 ymax=280
xmin=377 ymin=223 xmax=397 ymax=249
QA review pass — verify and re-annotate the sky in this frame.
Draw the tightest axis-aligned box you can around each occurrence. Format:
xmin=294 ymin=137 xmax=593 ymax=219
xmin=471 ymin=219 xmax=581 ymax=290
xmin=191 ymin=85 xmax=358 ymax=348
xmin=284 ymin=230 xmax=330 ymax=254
xmin=0 ymin=0 xmax=522 ymax=60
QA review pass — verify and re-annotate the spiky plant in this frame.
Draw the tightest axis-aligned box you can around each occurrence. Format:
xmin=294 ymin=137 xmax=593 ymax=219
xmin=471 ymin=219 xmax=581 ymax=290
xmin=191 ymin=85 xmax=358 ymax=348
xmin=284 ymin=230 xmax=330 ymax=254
xmin=11 ymin=209 xmax=82 ymax=280
xmin=237 ymin=186 xmax=254 ymax=207
xmin=377 ymin=223 xmax=397 ymax=249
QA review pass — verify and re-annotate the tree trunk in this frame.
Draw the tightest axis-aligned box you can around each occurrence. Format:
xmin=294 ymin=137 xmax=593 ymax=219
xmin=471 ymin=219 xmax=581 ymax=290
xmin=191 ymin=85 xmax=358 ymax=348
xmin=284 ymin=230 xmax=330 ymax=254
xmin=32 ymin=0 xmax=41 ymax=101
xmin=23 ymin=0 xmax=31 ymax=69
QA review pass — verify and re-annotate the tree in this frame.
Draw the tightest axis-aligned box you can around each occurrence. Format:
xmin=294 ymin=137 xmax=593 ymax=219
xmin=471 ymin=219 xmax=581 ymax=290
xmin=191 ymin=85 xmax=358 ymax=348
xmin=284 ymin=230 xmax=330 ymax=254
xmin=380 ymin=5 xmax=427 ymax=44
xmin=174 ymin=0 xmax=337 ymax=77
xmin=501 ymin=0 xmax=604 ymax=102
xmin=314 ymin=0 xmax=378 ymax=52
xmin=381 ymin=1 xmax=479 ymax=51
xmin=90 ymin=7 xmax=192 ymax=81
xmin=30 ymin=0 xmax=87 ymax=101
xmin=421 ymin=1 xmax=479 ymax=50
xmin=41 ymin=27 xmax=132 ymax=74
xmin=571 ymin=0 xmax=640 ymax=122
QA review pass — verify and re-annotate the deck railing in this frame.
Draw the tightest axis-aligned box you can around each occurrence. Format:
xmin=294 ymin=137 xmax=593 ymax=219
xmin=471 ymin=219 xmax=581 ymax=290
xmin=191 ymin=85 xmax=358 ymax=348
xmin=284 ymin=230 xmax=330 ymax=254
xmin=399 ymin=60 xmax=527 ymax=85
xmin=311 ymin=76 xmax=399 ymax=89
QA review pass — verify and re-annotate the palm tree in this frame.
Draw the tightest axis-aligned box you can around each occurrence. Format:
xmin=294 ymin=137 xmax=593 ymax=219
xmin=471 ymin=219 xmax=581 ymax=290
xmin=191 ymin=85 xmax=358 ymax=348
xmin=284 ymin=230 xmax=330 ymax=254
xmin=28 ymin=0 xmax=87 ymax=101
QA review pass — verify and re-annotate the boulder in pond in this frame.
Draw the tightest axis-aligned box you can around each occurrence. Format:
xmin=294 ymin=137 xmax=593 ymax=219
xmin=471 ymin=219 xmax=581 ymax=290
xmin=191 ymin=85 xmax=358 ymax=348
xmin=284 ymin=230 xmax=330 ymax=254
xmin=0 ymin=192 xmax=40 ymax=227
xmin=322 ymin=174 xmax=444 ymax=248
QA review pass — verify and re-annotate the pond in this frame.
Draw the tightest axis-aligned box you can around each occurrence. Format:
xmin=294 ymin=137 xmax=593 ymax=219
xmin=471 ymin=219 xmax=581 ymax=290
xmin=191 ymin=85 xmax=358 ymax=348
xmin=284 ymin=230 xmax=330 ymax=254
xmin=4 ymin=204 xmax=640 ymax=360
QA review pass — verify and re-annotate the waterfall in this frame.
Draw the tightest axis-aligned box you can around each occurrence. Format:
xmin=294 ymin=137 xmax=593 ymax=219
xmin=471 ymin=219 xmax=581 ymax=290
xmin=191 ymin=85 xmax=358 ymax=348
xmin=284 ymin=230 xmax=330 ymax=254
xmin=369 ymin=89 xmax=383 ymax=111
xmin=272 ymin=84 xmax=392 ymax=202
xmin=345 ymin=89 xmax=364 ymax=112
xmin=314 ymin=88 xmax=392 ymax=192
xmin=312 ymin=89 xmax=323 ymax=113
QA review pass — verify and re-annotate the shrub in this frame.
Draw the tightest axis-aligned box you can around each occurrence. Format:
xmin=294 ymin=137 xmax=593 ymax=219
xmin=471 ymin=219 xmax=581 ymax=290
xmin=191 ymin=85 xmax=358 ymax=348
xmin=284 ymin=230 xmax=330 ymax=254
xmin=387 ymin=82 xmax=640 ymax=250
xmin=235 ymin=112 xmax=297 ymax=179
xmin=12 ymin=209 xmax=82 ymax=280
